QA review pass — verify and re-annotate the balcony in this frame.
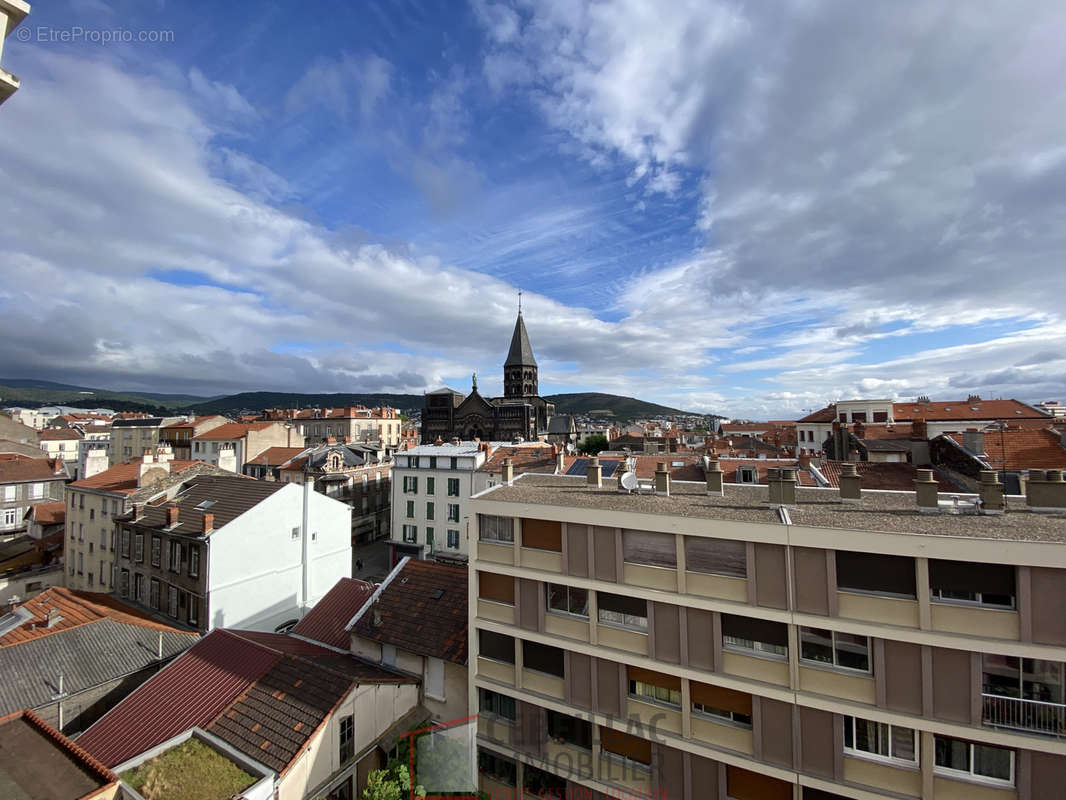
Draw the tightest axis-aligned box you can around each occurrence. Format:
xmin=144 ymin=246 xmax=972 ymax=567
xmin=983 ymin=693 xmax=1066 ymax=738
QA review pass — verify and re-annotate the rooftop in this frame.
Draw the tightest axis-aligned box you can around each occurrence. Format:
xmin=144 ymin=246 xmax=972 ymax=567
xmin=118 ymin=474 xmax=284 ymax=536
xmin=245 ymin=446 xmax=308 ymax=467
xmin=24 ymin=501 xmax=65 ymax=526
xmin=290 ymin=577 xmax=375 ymax=650
xmin=947 ymin=428 xmax=1066 ymax=470
xmin=0 ymin=709 xmax=118 ymax=800
xmin=0 ymin=456 xmax=67 ymax=484
xmin=477 ymin=473 xmax=1066 ymax=542
xmin=119 ymin=735 xmax=256 ymax=800
xmin=68 ymin=458 xmax=204 ymax=495
xmin=191 ymin=422 xmax=277 ymax=440
xmin=38 ymin=429 xmax=82 ymax=441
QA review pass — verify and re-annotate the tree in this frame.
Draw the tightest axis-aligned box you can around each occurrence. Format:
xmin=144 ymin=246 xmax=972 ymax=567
xmin=361 ymin=764 xmax=424 ymax=800
xmin=580 ymin=434 xmax=608 ymax=456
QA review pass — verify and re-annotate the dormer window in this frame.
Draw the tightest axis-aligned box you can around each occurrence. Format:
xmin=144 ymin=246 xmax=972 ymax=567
xmin=738 ymin=467 xmax=757 ymax=483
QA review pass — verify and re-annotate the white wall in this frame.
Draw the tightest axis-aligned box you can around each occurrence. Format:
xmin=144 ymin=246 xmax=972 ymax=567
xmin=207 ymin=483 xmax=351 ymax=631
xmin=390 ymin=466 xmax=476 ymax=559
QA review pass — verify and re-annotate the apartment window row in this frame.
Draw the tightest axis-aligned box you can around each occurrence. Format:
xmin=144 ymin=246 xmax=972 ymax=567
xmin=401 ymin=456 xmax=460 ymax=470
xmin=120 ymin=568 xmax=200 ymax=626
xmin=121 ymin=529 xmax=200 ymax=577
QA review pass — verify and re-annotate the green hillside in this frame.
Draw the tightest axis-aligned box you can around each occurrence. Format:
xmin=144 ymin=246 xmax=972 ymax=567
xmin=0 ymin=381 xmax=203 ymax=411
xmin=546 ymin=392 xmax=711 ymax=420
xmin=184 ymin=391 xmax=425 ymax=415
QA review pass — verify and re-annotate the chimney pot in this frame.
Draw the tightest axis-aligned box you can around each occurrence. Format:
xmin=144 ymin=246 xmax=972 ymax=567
xmin=202 ymin=512 xmax=214 ymax=533
xmin=705 ymin=459 xmax=724 ymax=496
xmin=840 ymin=462 xmax=862 ymax=503
xmin=587 ymin=455 xmax=602 ymax=489
xmin=978 ymin=470 xmax=1005 ymax=515
xmin=1024 ymin=469 xmax=1066 ymax=511
xmin=654 ymin=461 xmax=670 ymax=496
xmin=132 ymin=503 xmax=143 ymax=520
xmin=502 ymin=457 xmax=514 ymax=486
xmin=915 ymin=469 xmax=939 ymax=513
xmin=166 ymin=506 xmax=179 ymax=527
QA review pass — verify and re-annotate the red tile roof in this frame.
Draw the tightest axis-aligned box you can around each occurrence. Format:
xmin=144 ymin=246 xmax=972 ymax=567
xmin=714 ymin=458 xmax=817 ymax=486
xmin=68 ymin=459 xmax=203 ymax=495
xmin=246 ymin=446 xmax=308 ymax=467
xmin=26 ymin=501 xmax=65 ymax=526
xmin=39 ymin=429 xmax=82 ymax=441
xmin=0 ymin=456 xmax=67 ymax=484
xmin=352 ymin=559 xmax=468 ymax=664
xmin=817 ymin=460 xmax=958 ymax=491
xmin=947 ymin=428 xmax=1066 ymax=470
xmin=0 ymin=586 xmax=194 ymax=647
xmin=893 ymin=399 xmax=1046 ymax=421
xmin=191 ymin=422 xmax=277 ymax=440
xmin=478 ymin=444 xmax=558 ymax=475
xmin=291 ymin=578 xmax=375 ymax=650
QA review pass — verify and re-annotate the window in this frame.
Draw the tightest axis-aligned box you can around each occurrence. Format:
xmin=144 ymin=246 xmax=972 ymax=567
xmin=428 ymin=457 xmax=437 ymax=470
xmin=89 ymin=508 xmax=95 ymax=520
xmin=478 ymin=750 xmax=516 ymax=786
xmin=622 ymin=530 xmax=677 ymax=568
xmin=800 ymin=627 xmax=871 ymax=672
xmin=1 ymin=486 xmax=14 ymax=501
xmin=447 ymin=529 xmax=460 ymax=549
xmin=188 ymin=594 xmax=199 ymax=626
xmin=523 ymin=640 xmax=564 ymax=678
xmin=480 ymin=689 xmax=516 ymax=721
xmin=78 ymin=523 xmax=83 ymax=541
xmin=151 ymin=536 xmax=161 ymax=567
xmin=628 ymin=667 xmax=681 ymax=708
xmin=168 ymin=585 xmax=178 ymax=617
xmin=873 ymin=411 xmax=888 ymax=422
xmin=546 ymin=710 xmax=592 ymax=749
xmin=149 ymin=578 xmax=160 ymax=609
xmin=479 ymin=515 xmax=514 ymax=543
xmin=170 ymin=541 xmax=181 ymax=572
xmin=406 ymin=500 xmax=415 ymax=518
xmin=134 ymin=533 xmax=144 ymax=562
xmin=426 ymin=657 xmax=445 ymax=699
xmin=934 ymin=736 xmax=1013 ymax=785
xmin=88 ymin=572 xmax=94 ymax=587
xmin=29 ymin=482 xmax=43 ymax=499
xmin=546 ymin=583 xmax=589 ymax=618
xmin=426 ymin=477 xmax=435 ymax=494
xmin=134 ymin=573 xmax=145 ymax=603
xmin=844 ymin=716 xmax=917 ymax=764
xmin=597 ymin=592 xmax=647 ymax=631
xmin=339 ymin=715 xmax=354 ymax=763
xmin=721 ymin=614 xmax=788 ymax=659
xmin=447 ymin=504 xmax=460 ymax=522
xmin=402 ymin=524 xmax=417 ymax=543
xmin=479 ymin=572 xmax=514 ymax=604
xmin=121 ymin=530 xmax=131 ymax=558
xmin=930 ymin=560 xmax=1015 ymax=608
xmin=737 ymin=466 xmax=757 ymax=483
xmin=77 ymin=552 xmax=83 ymax=574
xmin=684 ymin=537 xmax=746 ymax=577
xmin=189 ymin=545 xmax=200 ymax=577
xmin=100 ymin=560 xmax=105 ymax=586
xmin=425 ymin=527 xmax=434 ymax=548
xmin=982 ymin=654 xmax=1064 ymax=707
xmin=600 ymin=727 xmax=651 ymax=769
xmin=291 ymin=526 xmax=300 ymax=540
xmin=120 ymin=569 xmax=130 ymax=598
xmin=836 ymin=551 xmax=916 ymax=598
xmin=447 ymin=478 xmax=460 ymax=496
xmin=691 ymin=682 xmax=752 ymax=727
xmin=479 ymin=630 xmax=515 ymax=663
xmin=403 ymin=476 xmax=418 ymax=493
xmin=426 ymin=502 xmax=434 ymax=520
xmin=3 ymin=508 xmax=19 ymax=526
xmin=851 ymin=411 xmax=867 ymax=423
xmin=381 ymin=644 xmax=396 ymax=666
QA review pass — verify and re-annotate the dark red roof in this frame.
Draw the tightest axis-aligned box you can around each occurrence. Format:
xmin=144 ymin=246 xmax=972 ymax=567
xmin=291 ymin=578 xmax=375 ymax=650
xmin=947 ymin=428 xmax=1066 ymax=470
xmin=818 ymin=460 xmax=958 ymax=491
xmin=77 ymin=629 xmax=279 ymax=767
xmin=352 ymin=559 xmax=468 ymax=664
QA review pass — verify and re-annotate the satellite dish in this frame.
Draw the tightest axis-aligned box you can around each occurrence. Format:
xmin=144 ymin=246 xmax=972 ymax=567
xmin=566 ymin=443 xmax=576 ymax=454
xmin=620 ymin=471 xmax=639 ymax=492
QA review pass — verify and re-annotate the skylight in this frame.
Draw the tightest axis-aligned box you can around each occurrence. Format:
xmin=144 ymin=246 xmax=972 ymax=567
xmin=195 ymin=499 xmax=216 ymax=510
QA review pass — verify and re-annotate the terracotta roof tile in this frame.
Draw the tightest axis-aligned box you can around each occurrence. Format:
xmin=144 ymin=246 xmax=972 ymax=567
xmin=947 ymin=428 xmax=1066 ymax=470
xmin=69 ymin=459 xmax=203 ymax=495
xmin=291 ymin=578 xmax=375 ymax=650
xmin=893 ymin=399 xmax=1046 ymax=421
xmin=26 ymin=501 xmax=65 ymax=525
xmin=39 ymin=429 xmax=82 ymax=441
xmin=817 ymin=460 xmax=958 ymax=491
xmin=352 ymin=559 xmax=467 ymax=664
xmin=191 ymin=422 xmax=277 ymax=440
xmin=246 ymin=446 xmax=308 ymax=467
xmin=0 ymin=456 xmax=67 ymax=484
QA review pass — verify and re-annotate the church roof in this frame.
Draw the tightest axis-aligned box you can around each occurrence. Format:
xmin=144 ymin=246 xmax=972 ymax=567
xmin=505 ymin=313 xmax=537 ymax=368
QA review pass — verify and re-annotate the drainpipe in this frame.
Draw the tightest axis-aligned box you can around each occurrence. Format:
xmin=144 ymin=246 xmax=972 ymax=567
xmin=301 ymin=469 xmax=311 ymax=610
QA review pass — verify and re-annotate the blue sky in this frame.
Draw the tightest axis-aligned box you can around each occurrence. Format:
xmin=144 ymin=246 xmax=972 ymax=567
xmin=1 ymin=0 xmax=1065 ymax=417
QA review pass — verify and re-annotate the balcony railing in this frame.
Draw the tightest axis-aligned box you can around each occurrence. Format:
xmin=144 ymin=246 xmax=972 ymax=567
xmin=983 ymin=693 xmax=1066 ymax=738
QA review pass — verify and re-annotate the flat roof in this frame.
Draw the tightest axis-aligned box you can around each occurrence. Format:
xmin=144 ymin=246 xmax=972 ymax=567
xmin=0 ymin=711 xmax=116 ymax=800
xmin=477 ymin=474 xmax=1066 ymax=542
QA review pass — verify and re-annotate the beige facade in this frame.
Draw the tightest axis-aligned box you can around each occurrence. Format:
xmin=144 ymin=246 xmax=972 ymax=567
xmin=263 ymin=407 xmax=403 ymax=447
xmin=468 ymin=474 xmax=1066 ymax=800
xmin=109 ymin=417 xmax=182 ymax=465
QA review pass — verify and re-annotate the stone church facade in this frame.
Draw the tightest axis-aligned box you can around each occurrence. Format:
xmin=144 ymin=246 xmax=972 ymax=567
xmin=421 ymin=313 xmax=555 ymax=444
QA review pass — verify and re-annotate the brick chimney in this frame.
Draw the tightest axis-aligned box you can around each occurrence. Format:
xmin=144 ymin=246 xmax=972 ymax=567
xmin=501 ymin=458 xmax=514 ymax=486
xmin=132 ymin=503 xmax=143 ymax=521
xmin=654 ymin=462 xmax=671 ymax=496
xmin=166 ymin=506 xmax=179 ymax=527
xmin=915 ymin=469 xmax=939 ymax=513
xmin=202 ymin=513 xmax=215 ymax=533
xmin=840 ymin=463 xmax=862 ymax=504
xmin=1026 ymin=469 xmax=1066 ymax=512
xmin=978 ymin=470 xmax=1005 ymax=515
xmin=962 ymin=429 xmax=985 ymax=455
xmin=705 ymin=459 xmax=724 ymax=496
xmin=587 ymin=456 xmax=602 ymax=489
xmin=798 ymin=453 xmax=812 ymax=469
xmin=911 ymin=418 xmax=928 ymax=440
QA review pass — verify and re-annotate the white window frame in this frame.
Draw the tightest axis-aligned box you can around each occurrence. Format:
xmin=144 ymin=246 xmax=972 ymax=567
xmin=843 ymin=715 xmax=918 ymax=766
xmin=930 ymin=588 xmax=1015 ymax=610
xmin=479 ymin=515 xmax=514 ymax=543
xmin=722 ymin=635 xmax=787 ymax=660
xmin=446 ymin=529 xmax=460 ymax=549
xmin=629 ymin=679 xmax=681 ymax=709
xmin=546 ymin=583 xmax=589 ymax=619
xmin=692 ymin=703 xmax=752 ymax=729
xmin=447 ymin=503 xmax=460 ymax=522
xmin=402 ymin=524 xmax=418 ymax=543
xmin=799 ymin=627 xmax=872 ymax=673
xmin=934 ymin=736 xmax=1014 ymax=787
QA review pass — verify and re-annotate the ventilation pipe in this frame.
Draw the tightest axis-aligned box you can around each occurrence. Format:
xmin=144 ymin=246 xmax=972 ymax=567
xmin=705 ymin=459 xmax=724 ymax=496
xmin=587 ymin=456 xmax=602 ymax=489
xmin=654 ymin=462 xmax=670 ymax=496
xmin=839 ymin=463 xmax=862 ymax=504
xmin=978 ymin=470 xmax=1005 ymax=515
xmin=915 ymin=469 xmax=939 ymax=513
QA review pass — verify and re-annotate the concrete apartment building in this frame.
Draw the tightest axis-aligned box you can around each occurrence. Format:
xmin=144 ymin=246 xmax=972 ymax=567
xmin=112 ymin=474 xmax=351 ymax=633
xmin=262 ymin=406 xmax=403 ymax=447
xmin=109 ymin=416 xmax=183 ymax=465
xmin=190 ymin=420 xmax=304 ymax=472
xmin=64 ymin=448 xmax=229 ymax=592
xmin=159 ymin=414 xmax=230 ymax=460
xmin=468 ymin=463 xmax=1066 ymax=800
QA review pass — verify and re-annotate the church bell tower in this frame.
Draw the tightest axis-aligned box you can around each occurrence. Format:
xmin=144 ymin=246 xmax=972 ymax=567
xmin=503 ymin=309 xmax=538 ymax=399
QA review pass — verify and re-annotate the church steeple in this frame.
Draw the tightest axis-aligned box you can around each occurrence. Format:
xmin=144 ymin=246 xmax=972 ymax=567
xmin=504 ymin=309 xmax=538 ymax=399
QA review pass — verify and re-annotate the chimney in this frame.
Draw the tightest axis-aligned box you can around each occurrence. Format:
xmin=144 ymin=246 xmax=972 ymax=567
xmin=46 ymin=608 xmax=61 ymax=629
xmin=962 ymin=429 xmax=985 ymax=455
xmin=1026 ymin=469 xmax=1066 ymax=512
xmin=155 ymin=444 xmax=173 ymax=464
xmin=556 ymin=448 xmax=565 ymax=474
xmin=132 ymin=503 xmax=144 ymax=521
xmin=766 ymin=468 xmax=797 ymax=507
xmin=915 ymin=469 xmax=939 ymax=513
xmin=654 ymin=462 xmax=671 ymax=496
xmin=911 ymin=418 xmax=928 ymax=440
xmin=587 ymin=456 xmax=602 ymax=489
xmin=798 ymin=453 xmax=812 ymax=469
xmin=166 ymin=506 xmax=179 ymax=527
xmin=853 ymin=421 xmax=865 ymax=439
xmin=978 ymin=470 xmax=1005 ymax=515
xmin=501 ymin=457 xmax=514 ymax=486
xmin=839 ymin=463 xmax=862 ymax=504
xmin=766 ymin=468 xmax=782 ymax=504
xmin=705 ymin=459 xmax=724 ymax=496
xmin=202 ymin=513 xmax=215 ymax=533
xmin=142 ymin=448 xmax=152 ymax=463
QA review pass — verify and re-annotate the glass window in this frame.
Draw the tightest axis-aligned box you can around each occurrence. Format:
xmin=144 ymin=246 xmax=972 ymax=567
xmin=134 ymin=573 xmax=145 ymax=603
xmin=479 ymin=630 xmax=514 ymax=664
xmin=151 ymin=536 xmax=161 ymax=567
xmin=623 ymin=530 xmax=677 ymax=568
xmin=402 ymin=525 xmax=418 ymax=543
xmin=692 ymin=703 xmax=751 ymax=727
xmin=479 ymin=515 xmax=514 ymax=543
xmin=189 ymin=545 xmax=200 ymax=577
xmin=800 ymin=627 xmax=871 ymax=672
xmin=523 ymin=640 xmax=564 ymax=677
xmin=929 ymin=560 xmax=1015 ymax=608
xmin=597 ymin=592 xmax=647 ymax=631
xmin=629 ymin=680 xmax=681 ymax=708
xmin=447 ymin=529 xmax=460 ymax=549
xmin=448 ymin=478 xmax=460 ymax=496
xmin=934 ymin=735 xmax=1013 ymax=785
xmin=546 ymin=583 xmax=589 ymax=618
xmin=188 ymin=594 xmax=200 ymax=626
xmin=149 ymin=578 xmax=160 ymax=609
xmin=406 ymin=500 xmax=415 ymax=518
xmin=684 ymin=537 xmax=746 ymax=577
xmin=426 ymin=477 xmax=435 ymax=494
xmin=721 ymin=614 xmax=788 ymax=659
xmin=447 ymin=504 xmax=460 ymax=522
xmin=478 ymin=749 xmax=516 ymax=786
xmin=843 ymin=716 xmax=917 ymax=763
xmin=426 ymin=502 xmax=434 ymax=520
xmin=836 ymin=551 xmax=916 ymax=598
xmin=121 ymin=530 xmax=131 ymax=558
xmin=168 ymin=585 xmax=178 ymax=617
xmin=479 ymin=689 xmax=516 ymax=721
xmin=134 ymin=533 xmax=144 ymax=562
xmin=339 ymin=715 xmax=354 ymax=763
xmin=546 ymin=710 xmax=592 ymax=749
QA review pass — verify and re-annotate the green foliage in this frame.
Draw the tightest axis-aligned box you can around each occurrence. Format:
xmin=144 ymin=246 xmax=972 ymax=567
xmin=361 ymin=763 xmax=424 ymax=800
xmin=580 ymin=434 xmax=609 ymax=456
xmin=546 ymin=392 xmax=714 ymax=421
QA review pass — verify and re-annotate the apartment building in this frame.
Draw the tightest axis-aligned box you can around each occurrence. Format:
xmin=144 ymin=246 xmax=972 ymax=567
xmin=64 ymin=448 xmax=228 ymax=592
xmin=190 ymin=421 xmax=303 ymax=472
xmin=159 ymin=415 xmax=230 ymax=460
xmin=112 ymin=474 xmax=351 ymax=633
xmin=109 ymin=416 xmax=183 ymax=465
xmin=262 ymin=407 xmax=403 ymax=447
xmin=0 ymin=454 xmax=69 ymax=535
xmin=468 ymin=463 xmax=1066 ymax=800
xmin=389 ymin=440 xmax=492 ymax=565
xmin=38 ymin=427 xmax=82 ymax=466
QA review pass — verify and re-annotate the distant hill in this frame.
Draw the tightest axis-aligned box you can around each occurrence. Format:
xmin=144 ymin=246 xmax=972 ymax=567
xmin=546 ymin=393 xmax=715 ymax=421
xmin=0 ymin=379 xmax=207 ymax=411
xmin=183 ymin=391 xmax=425 ymax=415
